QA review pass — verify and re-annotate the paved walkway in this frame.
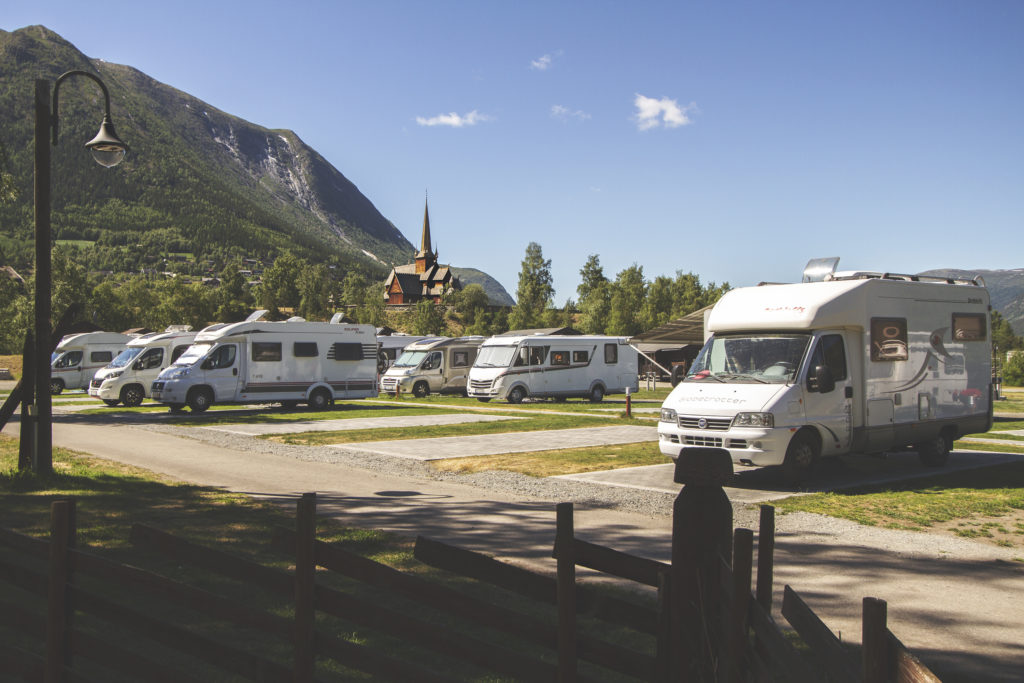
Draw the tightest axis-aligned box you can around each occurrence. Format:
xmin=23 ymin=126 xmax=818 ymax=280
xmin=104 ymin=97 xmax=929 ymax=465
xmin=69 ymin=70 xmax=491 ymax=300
xmin=334 ymin=425 xmax=659 ymax=460
xmin=202 ymin=413 xmax=523 ymax=436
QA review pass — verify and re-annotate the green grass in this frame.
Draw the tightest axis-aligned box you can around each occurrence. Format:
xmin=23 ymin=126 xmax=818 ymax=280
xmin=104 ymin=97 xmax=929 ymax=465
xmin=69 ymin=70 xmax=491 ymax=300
xmin=54 ymin=239 xmax=96 ymax=248
xmin=430 ymin=441 xmax=667 ymax=477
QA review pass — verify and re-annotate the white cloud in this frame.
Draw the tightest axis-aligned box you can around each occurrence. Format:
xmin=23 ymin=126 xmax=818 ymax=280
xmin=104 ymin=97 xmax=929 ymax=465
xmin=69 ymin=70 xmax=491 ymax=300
xmin=633 ymin=94 xmax=696 ymax=131
xmin=415 ymin=110 xmax=491 ymax=128
xmin=531 ymin=54 xmax=553 ymax=70
xmin=551 ymin=104 xmax=591 ymax=122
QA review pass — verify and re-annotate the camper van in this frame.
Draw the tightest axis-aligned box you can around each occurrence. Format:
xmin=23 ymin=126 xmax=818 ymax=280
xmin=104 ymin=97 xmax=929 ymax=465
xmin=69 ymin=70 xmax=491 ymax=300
xmin=151 ymin=312 xmax=378 ymax=412
xmin=468 ymin=335 xmax=639 ymax=403
xmin=50 ymin=331 xmax=134 ymax=394
xmin=377 ymin=334 xmax=429 ymax=372
xmin=657 ymin=259 xmax=993 ymax=479
xmin=379 ymin=337 xmax=484 ymax=397
xmin=89 ymin=326 xmax=197 ymax=406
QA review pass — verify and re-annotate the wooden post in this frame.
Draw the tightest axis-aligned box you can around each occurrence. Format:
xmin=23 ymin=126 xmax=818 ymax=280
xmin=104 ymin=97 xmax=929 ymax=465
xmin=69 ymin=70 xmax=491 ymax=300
xmin=18 ymin=334 xmax=35 ymax=471
xmin=656 ymin=571 xmax=672 ymax=683
xmin=670 ymin=447 xmax=734 ymax=681
xmin=294 ymin=492 xmax=317 ymax=682
xmin=555 ymin=502 xmax=577 ymax=682
xmin=625 ymin=387 xmax=632 ymax=418
xmin=730 ymin=528 xmax=753 ymax=683
xmin=862 ymin=597 xmax=889 ymax=683
xmin=45 ymin=499 xmax=75 ymax=683
xmin=755 ymin=504 xmax=775 ymax=613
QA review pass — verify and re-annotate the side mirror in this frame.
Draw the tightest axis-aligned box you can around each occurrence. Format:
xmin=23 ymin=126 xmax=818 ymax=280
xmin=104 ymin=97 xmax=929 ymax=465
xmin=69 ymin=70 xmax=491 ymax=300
xmin=201 ymin=359 xmax=213 ymax=370
xmin=132 ymin=361 xmax=143 ymax=370
xmin=810 ymin=365 xmax=835 ymax=393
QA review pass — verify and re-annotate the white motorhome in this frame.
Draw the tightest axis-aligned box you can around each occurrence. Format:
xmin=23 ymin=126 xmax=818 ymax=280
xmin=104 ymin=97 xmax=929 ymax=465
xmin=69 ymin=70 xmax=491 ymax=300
xmin=377 ymin=334 xmax=429 ymax=372
xmin=379 ymin=336 xmax=483 ymax=397
xmin=658 ymin=259 xmax=993 ymax=479
xmin=468 ymin=335 xmax=639 ymax=403
xmin=151 ymin=312 xmax=378 ymax=412
xmin=50 ymin=331 xmax=134 ymax=394
xmin=89 ymin=326 xmax=197 ymax=406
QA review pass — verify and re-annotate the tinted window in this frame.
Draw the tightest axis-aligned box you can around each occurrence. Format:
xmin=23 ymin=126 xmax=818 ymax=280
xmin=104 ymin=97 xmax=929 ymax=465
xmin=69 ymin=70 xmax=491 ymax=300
xmin=452 ymin=351 xmax=470 ymax=367
xmin=294 ymin=342 xmax=319 ymax=358
xmin=90 ymin=351 xmax=113 ymax=363
xmin=573 ymin=350 xmax=589 ymax=363
xmin=171 ymin=345 xmax=190 ymax=363
xmin=529 ymin=346 xmax=549 ymax=366
xmin=330 ymin=342 xmax=364 ymax=361
xmin=604 ymin=344 xmax=618 ymax=364
xmin=55 ymin=351 xmax=83 ymax=368
xmin=550 ymin=351 xmax=569 ymax=366
xmin=952 ymin=314 xmax=986 ymax=341
xmin=207 ymin=345 xmax=236 ymax=369
xmin=252 ymin=342 xmax=282 ymax=362
xmin=137 ymin=348 xmax=164 ymax=370
xmin=871 ymin=318 xmax=907 ymax=361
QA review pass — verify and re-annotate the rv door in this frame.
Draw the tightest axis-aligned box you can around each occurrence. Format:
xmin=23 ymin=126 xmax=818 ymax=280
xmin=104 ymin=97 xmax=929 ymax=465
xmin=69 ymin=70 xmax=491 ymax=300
xmin=801 ymin=333 xmax=852 ymax=455
xmin=203 ymin=344 xmax=241 ymax=401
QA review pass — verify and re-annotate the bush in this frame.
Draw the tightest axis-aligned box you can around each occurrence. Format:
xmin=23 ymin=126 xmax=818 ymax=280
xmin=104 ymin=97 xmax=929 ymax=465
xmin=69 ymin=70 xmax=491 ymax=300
xmin=1003 ymin=352 xmax=1024 ymax=387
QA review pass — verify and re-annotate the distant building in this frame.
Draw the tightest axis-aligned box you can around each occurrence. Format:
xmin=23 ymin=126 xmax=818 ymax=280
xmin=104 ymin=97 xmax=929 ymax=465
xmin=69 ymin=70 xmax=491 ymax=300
xmin=383 ymin=198 xmax=461 ymax=305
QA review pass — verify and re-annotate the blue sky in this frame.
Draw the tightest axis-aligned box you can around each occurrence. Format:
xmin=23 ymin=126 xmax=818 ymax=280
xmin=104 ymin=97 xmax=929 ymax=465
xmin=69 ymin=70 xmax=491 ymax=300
xmin=4 ymin=1 xmax=1023 ymax=302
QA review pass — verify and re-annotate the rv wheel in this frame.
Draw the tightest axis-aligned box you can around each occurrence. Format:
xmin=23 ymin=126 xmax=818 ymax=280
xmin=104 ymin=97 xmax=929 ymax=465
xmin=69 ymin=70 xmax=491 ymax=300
xmin=412 ymin=381 xmax=430 ymax=398
xmin=102 ymin=399 xmax=119 ymax=407
xmin=187 ymin=388 xmax=212 ymax=413
xmin=589 ymin=385 xmax=605 ymax=403
xmin=308 ymin=388 xmax=332 ymax=411
xmin=918 ymin=434 xmax=952 ymax=468
xmin=49 ymin=379 xmax=64 ymax=395
xmin=168 ymin=404 xmax=185 ymax=414
xmin=782 ymin=431 xmax=819 ymax=484
xmin=121 ymin=384 xmax=145 ymax=408
xmin=476 ymin=397 xmax=492 ymax=403
xmin=507 ymin=386 xmax=526 ymax=404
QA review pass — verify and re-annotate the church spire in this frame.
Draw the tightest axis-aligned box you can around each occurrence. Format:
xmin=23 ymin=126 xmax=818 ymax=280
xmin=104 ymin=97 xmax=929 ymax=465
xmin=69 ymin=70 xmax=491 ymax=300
xmin=419 ymin=194 xmax=433 ymax=256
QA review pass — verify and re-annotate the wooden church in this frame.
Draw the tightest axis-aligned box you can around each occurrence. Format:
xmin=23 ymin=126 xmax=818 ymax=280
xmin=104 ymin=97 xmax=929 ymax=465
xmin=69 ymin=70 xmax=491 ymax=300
xmin=383 ymin=199 xmax=462 ymax=305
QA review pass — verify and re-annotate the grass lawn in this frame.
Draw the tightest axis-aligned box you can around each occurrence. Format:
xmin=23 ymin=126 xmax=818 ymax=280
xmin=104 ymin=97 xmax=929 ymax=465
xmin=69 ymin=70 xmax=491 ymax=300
xmin=0 ymin=354 xmax=22 ymax=379
xmin=430 ymin=441 xmax=666 ymax=477
xmin=774 ymin=460 xmax=1024 ymax=551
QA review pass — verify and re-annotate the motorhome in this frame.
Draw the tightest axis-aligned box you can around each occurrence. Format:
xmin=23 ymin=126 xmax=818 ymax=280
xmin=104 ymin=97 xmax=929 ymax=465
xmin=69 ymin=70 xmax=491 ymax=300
xmin=151 ymin=312 xmax=378 ymax=412
xmin=377 ymin=334 xmax=429 ymax=372
xmin=467 ymin=335 xmax=639 ymax=403
xmin=657 ymin=259 xmax=993 ymax=479
xmin=50 ymin=331 xmax=135 ymax=394
xmin=88 ymin=326 xmax=197 ymax=406
xmin=379 ymin=337 xmax=484 ymax=397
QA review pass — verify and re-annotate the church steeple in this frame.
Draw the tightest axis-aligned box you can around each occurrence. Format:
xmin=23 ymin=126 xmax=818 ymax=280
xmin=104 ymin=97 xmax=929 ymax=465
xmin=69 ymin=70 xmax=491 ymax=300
xmin=414 ymin=195 xmax=435 ymax=274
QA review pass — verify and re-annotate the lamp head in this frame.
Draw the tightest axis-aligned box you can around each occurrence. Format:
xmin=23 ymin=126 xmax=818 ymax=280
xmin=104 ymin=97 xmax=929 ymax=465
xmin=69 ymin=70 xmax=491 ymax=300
xmin=85 ymin=115 xmax=127 ymax=168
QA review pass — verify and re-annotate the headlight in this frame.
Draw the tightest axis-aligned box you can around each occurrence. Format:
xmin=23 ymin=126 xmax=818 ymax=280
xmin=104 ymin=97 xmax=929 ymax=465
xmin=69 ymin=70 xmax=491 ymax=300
xmin=660 ymin=408 xmax=678 ymax=423
xmin=733 ymin=412 xmax=774 ymax=428
xmin=106 ymin=370 xmax=124 ymax=380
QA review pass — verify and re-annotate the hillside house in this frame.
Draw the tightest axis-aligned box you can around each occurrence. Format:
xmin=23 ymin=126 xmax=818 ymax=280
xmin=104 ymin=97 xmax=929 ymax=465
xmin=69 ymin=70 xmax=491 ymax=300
xmin=383 ymin=199 xmax=461 ymax=305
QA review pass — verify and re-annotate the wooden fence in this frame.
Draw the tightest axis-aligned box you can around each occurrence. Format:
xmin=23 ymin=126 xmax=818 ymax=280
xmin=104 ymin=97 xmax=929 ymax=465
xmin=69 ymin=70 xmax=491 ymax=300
xmin=0 ymin=449 xmax=941 ymax=681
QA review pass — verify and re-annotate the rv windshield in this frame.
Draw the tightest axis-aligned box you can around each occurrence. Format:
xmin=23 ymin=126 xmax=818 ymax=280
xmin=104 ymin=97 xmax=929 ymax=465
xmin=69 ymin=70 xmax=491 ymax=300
xmin=474 ymin=345 xmax=518 ymax=368
xmin=687 ymin=334 xmax=810 ymax=384
xmin=173 ymin=343 xmax=212 ymax=366
xmin=109 ymin=347 xmax=144 ymax=368
xmin=393 ymin=350 xmax=428 ymax=368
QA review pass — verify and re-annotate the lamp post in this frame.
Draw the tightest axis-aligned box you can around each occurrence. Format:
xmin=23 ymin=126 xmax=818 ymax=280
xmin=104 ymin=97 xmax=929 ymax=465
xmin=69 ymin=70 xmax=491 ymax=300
xmin=31 ymin=71 xmax=127 ymax=474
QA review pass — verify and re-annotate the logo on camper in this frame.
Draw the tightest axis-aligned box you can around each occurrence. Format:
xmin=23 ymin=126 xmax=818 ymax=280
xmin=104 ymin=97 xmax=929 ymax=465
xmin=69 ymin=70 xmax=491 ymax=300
xmin=697 ymin=418 xmax=708 ymax=429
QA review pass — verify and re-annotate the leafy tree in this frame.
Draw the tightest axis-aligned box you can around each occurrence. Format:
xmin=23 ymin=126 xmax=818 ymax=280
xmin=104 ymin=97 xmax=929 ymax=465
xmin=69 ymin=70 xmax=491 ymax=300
xmin=453 ymin=284 xmax=490 ymax=327
xmin=992 ymin=310 xmax=1022 ymax=355
xmin=642 ymin=275 xmax=675 ymax=330
xmin=412 ymin=299 xmax=444 ymax=336
xmin=607 ymin=264 xmax=646 ymax=336
xmin=258 ymin=252 xmax=303 ymax=315
xmin=297 ymin=263 xmax=332 ymax=320
xmin=215 ymin=261 xmax=253 ymax=323
xmin=356 ymin=281 xmax=386 ymax=327
xmin=577 ymin=254 xmax=608 ymax=308
xmin=508 ymin=242 xmax=553 ymax=331
xmin=578 ymin=281 xmax=611 ymax=334
xmin=1003 ymin=352 xmax=1024 ymax=386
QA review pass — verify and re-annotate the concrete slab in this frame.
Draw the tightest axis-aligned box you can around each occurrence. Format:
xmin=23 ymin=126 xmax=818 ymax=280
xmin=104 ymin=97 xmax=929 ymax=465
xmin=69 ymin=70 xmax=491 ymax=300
xmin=202 ymin=413 xmax=523 ymax=436
xmin=333 ymin=425 xmax=659 ymax=460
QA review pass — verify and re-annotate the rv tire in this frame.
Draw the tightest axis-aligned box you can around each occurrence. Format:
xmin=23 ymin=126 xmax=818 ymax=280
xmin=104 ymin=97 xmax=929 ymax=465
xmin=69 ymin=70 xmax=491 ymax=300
xmin=187 ymin=388 xmax=213 ymax=413
xmin=308 ymin=388 xmax=332 ymax=411
xmin=49 ymin=379 xmax=64 ymax=395
xmin=507 ymin=386 xmax=526 ymax=404
xmin=280 ymin=400 xmax=299 ymax=410
xmin=476 ymin=397 xmax=492 ymax=403
xmin=168 ymin=404 xmax=185 ymax=414
xmin=102 ymin=399 xmax=119 ymax=407
xmin=412 ymin=381 xmax=430 ymax=398
xmin=918 ymin=433 xmax=952 ymax=468
xmin=121 ymin=384 xmax=145 ymax=408
xmin=782 ymin=431 xmax=819 ymax=484
xmin=589 ymin=384 xmax=605 ymax=403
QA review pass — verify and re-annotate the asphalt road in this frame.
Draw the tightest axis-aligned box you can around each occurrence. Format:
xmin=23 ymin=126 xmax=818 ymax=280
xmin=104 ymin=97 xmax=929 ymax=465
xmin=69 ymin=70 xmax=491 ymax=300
xmin=2 ymin=398 xmax=1023 ymax=682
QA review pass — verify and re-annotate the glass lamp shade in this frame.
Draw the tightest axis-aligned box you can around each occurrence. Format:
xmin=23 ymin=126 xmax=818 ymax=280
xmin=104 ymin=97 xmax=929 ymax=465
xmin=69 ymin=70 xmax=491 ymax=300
xmin=85 ymin=116 xmax=127 ymax=168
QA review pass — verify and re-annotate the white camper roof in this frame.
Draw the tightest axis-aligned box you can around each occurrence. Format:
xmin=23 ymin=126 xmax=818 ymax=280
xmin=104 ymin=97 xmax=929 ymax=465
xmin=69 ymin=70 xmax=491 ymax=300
xmin=126 ymin=326 xmax=197 ymax=347
xmin=481 ymin=334 xmax=630 ymax=346
xmin=708 ymin=276 xmax=988 ymax=333
xmin=55 ymin=331 xmax=134 ymax=349
xmin=194 ymin=319 xmax=377 ymax=342
xmin=402 ymin=336 xmax=485 ymax=351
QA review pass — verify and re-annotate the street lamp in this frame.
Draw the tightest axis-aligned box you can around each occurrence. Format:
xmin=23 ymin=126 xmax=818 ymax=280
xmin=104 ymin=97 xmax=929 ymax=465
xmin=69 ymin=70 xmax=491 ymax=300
xmin=30 ymin=70 xmax=128 ymax=474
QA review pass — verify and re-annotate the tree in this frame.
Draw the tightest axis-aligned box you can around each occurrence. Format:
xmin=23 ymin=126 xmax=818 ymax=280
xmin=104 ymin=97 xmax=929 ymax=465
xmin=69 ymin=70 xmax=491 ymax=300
xmin=215 ymin=261 xmax=253 ymax=323
xmin=297 ymin=263 xmax=332 ymax=320
xmin=453 ymin=284 xmax=490 ymax=327
xmin=259 ymin=252 xmax=303 ymax=316
xmin=607 ymin=264 xmax=646 ymax=336
xmin=1003 ymin=352 xmax=1024 ymax=386
xmin=412 ymin=299 xmax=445 ymax=336
xmin=577 ymin=254 xmax=608 ymax=307
xmin=579 ymin=281 xmax=611 ymax=334
xmin=508 ymin=242 xmax=553 ymax=331
xmin=642 ymin=275 xmax=675 ymax=330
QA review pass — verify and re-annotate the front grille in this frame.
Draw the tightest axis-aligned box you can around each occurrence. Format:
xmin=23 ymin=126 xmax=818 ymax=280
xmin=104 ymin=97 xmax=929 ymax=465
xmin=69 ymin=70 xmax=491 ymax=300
xmin=151 ymin=381 xmax=165 ymax=392
xmin=678 ymin=416 xmax=732 ymax=431
xmin=90 ymin=378 xmax=103 ymax=389
xmin=684 ymin=435 xmax=723 ymax=447
xmin=728 ymin=439 xmax=748 ymax=449
xmin=469 ymin=379 xmax=492 ymax=391
xmin=381 ymin=378 xmax=399 ymax=391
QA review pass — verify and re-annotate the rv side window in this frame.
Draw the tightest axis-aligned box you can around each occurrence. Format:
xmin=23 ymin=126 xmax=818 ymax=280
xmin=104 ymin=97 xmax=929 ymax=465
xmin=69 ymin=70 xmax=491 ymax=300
xmin=422 ymin=352 xmax=443 ymax=370
xmin=55 ymin=351 xmax=83 ymax=368
xmin=807 ymin=335 xmax=847 ymax=385
xmin=294 ymin=342 xmax=319 ymax=358
xmin=170 ymin=345 xmax=190 ymax=363
xmin=90 ymin=351 xmax=113 ymax=363
xmin=452 ymin=351 xmax=470 ymax=368
xmin=529 ymin=346 xmax=549 ymax=366
xmin=330 ymin=342 xmax=364 ymax=361
xmin=550 ymin=351 xmax=569 ymax=366
xmin=514 ymin=348 xmax=529 ymax=367
xmin=604 ymin=344 xmax=618 ymax=364
xmin=573 ymin=350 xmax=589 ymax=364
xmin=207 ymin=345 xmax=236 ymax=369
xmin=252 ymin=342 xmax=282 ymax=362
xmin=952 ymin=314 xmax=986 ymax=341
xmin=137 ymin=348 xmax=163 ymax=370
xmin=870 ymin=318 xmax=908 ymax=361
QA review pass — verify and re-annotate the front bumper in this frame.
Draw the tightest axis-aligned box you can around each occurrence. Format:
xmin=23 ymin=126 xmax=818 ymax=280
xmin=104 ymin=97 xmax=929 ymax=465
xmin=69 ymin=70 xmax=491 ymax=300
xmin=88 ymin=380 xmax=120 ymax=400
xmin=657 ymin=421 xmax=792 ymax=467
xmin=150 ymin=379 xmax=187 ymax=405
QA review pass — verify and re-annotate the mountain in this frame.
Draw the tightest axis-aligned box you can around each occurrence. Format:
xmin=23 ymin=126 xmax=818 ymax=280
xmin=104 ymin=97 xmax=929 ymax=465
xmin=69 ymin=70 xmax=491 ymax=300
xmin=920 ymin=268 xmax=1024 ymax=334
xmin=451 ymin=267 xmax=516 ymax=306
xmin=0 ymin=26 xmax=451 ymax=283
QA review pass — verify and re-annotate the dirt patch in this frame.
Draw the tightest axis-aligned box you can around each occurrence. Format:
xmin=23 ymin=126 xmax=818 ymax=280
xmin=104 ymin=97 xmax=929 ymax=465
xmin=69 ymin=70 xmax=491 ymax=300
xmin=931 ymin=508 xmax=1024 ymax=551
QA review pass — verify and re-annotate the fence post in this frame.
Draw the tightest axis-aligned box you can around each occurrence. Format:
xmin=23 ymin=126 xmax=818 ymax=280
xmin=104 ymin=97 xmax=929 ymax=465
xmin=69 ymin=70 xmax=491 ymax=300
xmin=862 ymin=597 xmax=889 ymax=683
xmin=670 ymin=448 xmax=734 ymax=681
xmin=45 ymin=498 xmax=75 ymax=683
xmin=18 ymin=334 xmax=35 ymax=470
xmin=294 ymin=492 xmax=317 ymax=683
xmin=555 ymin=502 xmax=577 ymax=683
xmin=730 ymin=528 xmax=753 ymax=683
xmin=657 ymin=571 xmax=672 ymax=683
xmin=755 ymin=504 xmax=775 ymax=613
